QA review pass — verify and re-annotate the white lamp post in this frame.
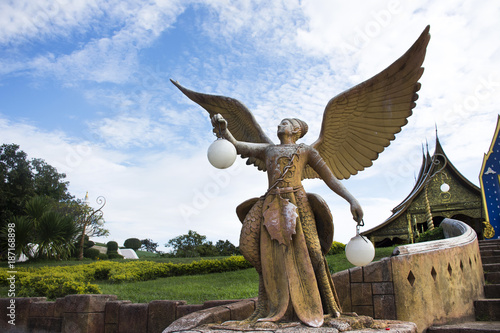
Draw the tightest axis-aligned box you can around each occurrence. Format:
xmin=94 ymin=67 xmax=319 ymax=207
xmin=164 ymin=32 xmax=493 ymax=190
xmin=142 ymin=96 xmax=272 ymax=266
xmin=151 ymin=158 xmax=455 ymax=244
xmin=345 ymin=220 xmax=375 ymax=267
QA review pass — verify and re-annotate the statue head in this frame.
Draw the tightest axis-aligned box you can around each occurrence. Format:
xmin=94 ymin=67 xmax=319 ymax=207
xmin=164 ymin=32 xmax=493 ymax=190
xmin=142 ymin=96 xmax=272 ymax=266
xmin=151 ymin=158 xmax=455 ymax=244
xmin=278 ymin=118 xmax=308 ymax=142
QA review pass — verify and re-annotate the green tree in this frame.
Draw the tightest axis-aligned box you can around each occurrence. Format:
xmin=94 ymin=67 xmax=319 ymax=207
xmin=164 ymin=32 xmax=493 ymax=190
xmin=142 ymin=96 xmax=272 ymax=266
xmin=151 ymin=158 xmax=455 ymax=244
xmin=0 ymin=144 xmax=73 ymax=232
xmin=74 ymin=196 xmax=108 ymax=260
xmin=0 ymin=144 xmax=34 ymax=225
xmin=215 ymin=240 xmax=238 ymax=256
xmin=141 ymin=238 xmax=159 ymax=253
xmin=197 ymin=241 xmax=218 ymax=257
xmin=35 ymin=210 xmax=78 ymax=259
xmin=31 ymin=158 xmax=72 ymax=201
xmin=166 ymin=230 xmax=208 ymax=257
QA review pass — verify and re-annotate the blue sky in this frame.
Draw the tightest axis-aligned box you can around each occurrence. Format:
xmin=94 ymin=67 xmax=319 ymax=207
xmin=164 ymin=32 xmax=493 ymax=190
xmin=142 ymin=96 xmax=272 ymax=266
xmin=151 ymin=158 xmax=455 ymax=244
xmin=1 ymin=0 xmax=499 ymax=251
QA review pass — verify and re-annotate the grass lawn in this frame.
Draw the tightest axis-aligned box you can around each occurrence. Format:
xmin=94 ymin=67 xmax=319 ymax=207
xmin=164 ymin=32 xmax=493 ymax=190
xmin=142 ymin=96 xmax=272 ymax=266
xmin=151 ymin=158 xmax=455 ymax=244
xmin=97 ymin=268 xmax=260 ymax=304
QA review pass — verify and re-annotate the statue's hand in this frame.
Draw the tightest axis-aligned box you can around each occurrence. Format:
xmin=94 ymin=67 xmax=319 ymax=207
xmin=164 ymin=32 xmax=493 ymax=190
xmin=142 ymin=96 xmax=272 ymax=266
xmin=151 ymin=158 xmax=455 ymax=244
xmin=350 ymin=199 xmax=363 ymax=223
xmin=211 ymin=113 xmax=228 ymax=137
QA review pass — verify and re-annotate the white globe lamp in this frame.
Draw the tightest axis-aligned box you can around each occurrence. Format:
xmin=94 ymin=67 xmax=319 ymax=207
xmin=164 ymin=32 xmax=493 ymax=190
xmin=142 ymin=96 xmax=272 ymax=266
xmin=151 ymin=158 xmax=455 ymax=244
xmin=207 ymin=138 xmax=237 ymax=169
xmin=345 ymin=222 xmax=375 ymax=267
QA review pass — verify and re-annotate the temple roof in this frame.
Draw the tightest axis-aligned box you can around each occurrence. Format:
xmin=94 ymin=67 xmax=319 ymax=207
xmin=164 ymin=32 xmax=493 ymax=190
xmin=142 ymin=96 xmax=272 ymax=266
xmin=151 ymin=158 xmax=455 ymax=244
xmin=361 ymin=133 xmax=480 ymax=236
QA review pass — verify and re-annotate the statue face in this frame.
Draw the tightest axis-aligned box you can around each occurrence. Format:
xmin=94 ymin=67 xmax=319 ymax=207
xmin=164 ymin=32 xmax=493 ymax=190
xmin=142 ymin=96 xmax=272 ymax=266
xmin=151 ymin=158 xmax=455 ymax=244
xmin=277 ymin=119 xmax=295 ymax=137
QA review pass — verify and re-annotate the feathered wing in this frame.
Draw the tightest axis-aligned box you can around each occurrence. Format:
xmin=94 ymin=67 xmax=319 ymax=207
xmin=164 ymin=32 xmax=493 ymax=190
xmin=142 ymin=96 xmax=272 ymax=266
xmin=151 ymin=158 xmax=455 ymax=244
xmin=170 ymin=79 xmax=274 ymax=171
xmin=303 ymin=25 xmax=431 ymax=180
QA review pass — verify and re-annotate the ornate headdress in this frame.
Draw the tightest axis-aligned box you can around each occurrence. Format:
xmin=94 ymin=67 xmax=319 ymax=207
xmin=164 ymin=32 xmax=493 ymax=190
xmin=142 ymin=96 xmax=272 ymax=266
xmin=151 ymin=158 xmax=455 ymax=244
xmin=285 ymin=118 xmax=309 ymax=140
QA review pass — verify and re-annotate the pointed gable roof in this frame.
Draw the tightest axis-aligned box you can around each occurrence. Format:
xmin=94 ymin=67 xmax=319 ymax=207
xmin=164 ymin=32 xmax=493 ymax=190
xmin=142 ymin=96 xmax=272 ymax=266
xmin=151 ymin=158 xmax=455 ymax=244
xmin=362 ymin=133 xmax=480 ymax=236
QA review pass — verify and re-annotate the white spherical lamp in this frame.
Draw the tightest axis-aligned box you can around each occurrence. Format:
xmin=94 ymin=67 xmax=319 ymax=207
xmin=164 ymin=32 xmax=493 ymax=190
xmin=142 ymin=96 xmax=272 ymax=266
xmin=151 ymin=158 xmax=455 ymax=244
xmin=440 ymin=183 xmax=450 ymax=192
xmin=207 ymin=139 xmax=237 ymax=169
xmin=346 ymin=231 xmax=375 ymax=267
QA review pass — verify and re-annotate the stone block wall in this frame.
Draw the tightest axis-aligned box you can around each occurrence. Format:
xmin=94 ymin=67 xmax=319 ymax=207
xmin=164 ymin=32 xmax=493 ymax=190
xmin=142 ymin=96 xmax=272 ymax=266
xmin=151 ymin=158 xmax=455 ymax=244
xmin=332 ymin=257 xmax=396 ymax=319
xmin=0 ymin=295 xmax=252 ymax=333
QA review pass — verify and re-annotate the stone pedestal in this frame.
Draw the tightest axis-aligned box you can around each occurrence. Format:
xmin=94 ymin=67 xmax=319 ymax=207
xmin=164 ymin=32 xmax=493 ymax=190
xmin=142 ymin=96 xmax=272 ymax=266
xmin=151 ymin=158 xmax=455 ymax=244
xmin=162 ymin=301 xmax=417 ymax=333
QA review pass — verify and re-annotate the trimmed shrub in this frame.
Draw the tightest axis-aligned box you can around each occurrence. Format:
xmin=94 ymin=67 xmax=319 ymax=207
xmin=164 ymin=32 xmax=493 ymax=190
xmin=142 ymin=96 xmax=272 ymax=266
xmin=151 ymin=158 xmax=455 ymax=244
xmin=84 ymin=248 xmax=101 ymax=260
xmin=124 ymin=238 xmax=142 ymax=251
xmin=18 ymin=272 xmax=101 ymax=300
xmin=107 ymin=241 xmax=119 ymax=253
xmin=328 ymin=241 xmax=346 ymax=255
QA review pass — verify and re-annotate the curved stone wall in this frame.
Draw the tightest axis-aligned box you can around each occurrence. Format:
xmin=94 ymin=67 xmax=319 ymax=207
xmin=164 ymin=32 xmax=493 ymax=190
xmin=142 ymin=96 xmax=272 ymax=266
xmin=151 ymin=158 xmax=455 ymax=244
xmin=331 ymin=218 xmax=485 ymax=332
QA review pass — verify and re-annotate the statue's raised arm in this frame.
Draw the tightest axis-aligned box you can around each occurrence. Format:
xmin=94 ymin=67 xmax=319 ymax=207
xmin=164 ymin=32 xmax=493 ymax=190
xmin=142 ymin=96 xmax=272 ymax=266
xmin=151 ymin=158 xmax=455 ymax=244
xmin=211 ymin=113 xmax=270 ymax=162
xmin=170 ymin=79 xmax=273 ymax=171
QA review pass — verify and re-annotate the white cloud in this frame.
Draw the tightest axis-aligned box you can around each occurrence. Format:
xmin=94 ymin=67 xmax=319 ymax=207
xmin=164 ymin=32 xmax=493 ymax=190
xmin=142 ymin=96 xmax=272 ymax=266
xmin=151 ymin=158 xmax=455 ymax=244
xmin=92 ymin=115 xmax=169 ymax=148
xmin=0 ymin=0 xmax=100 ymax=44
xmin=0 ymin=0 xmax=185 ymax=84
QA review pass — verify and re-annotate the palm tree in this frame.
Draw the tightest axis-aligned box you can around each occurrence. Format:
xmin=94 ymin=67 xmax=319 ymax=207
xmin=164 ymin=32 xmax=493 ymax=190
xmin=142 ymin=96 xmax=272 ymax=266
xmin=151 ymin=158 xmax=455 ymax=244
xmin=6 ymin=196 xmax=81 ymax=260
xmin=35 ymin=211 xmax=79 ymax=259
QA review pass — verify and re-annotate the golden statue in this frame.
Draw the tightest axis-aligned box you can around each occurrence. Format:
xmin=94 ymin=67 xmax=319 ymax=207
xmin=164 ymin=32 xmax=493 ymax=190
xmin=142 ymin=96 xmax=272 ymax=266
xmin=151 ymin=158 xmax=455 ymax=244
xmin=171 ymin=25 xmax=430 ymax=328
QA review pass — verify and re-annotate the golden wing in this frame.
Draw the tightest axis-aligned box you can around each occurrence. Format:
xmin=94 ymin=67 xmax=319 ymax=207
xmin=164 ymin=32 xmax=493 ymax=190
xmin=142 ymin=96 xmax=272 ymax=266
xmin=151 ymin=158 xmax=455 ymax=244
xmin=303 ymin=25 xmax=431 ymax=180
xmin=170 ymin=79 xmax=274 ymax=171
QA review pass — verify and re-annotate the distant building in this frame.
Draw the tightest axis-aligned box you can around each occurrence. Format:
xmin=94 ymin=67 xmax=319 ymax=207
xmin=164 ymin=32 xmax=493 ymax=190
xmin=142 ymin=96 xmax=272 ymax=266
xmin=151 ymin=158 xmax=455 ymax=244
xmin=362 ymin=135 xmax=484 ymax=247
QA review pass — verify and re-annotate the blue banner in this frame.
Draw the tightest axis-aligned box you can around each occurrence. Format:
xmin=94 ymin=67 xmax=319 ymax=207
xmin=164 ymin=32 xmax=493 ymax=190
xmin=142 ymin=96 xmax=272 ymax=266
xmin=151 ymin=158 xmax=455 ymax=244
xmin=480 ymin=115 xmax=500 ymax=239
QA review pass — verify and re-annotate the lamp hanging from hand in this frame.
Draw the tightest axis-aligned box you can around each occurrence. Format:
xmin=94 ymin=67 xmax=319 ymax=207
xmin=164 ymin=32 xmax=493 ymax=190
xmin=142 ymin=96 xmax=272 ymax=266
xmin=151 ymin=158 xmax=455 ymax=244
xmin=207 ymin=120 xmax=237 ymax=169
xmin=207 ymin=138 xmax=237 ymax=169
xmin=345 ymin=219 xmax=375 ymax=267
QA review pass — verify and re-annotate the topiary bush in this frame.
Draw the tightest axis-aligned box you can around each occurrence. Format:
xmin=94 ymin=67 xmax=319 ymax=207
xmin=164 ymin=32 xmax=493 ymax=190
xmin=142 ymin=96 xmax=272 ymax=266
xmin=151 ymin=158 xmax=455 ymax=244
xmin=84 ymin=248 xmax=101 ymax=260
xmin=107 ymin=241 xmax=119 ymax=253
xmin=124 ymin=238 xmax=142 ymax=251
xmin=106 ymin=241 xmax=123 ymax=259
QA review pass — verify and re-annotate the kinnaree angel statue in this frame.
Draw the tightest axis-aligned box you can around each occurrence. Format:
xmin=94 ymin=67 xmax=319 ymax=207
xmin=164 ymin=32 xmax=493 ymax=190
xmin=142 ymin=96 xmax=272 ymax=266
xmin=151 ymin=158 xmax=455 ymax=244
xmin=171 ymin=26 xmax=430 ymax=328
